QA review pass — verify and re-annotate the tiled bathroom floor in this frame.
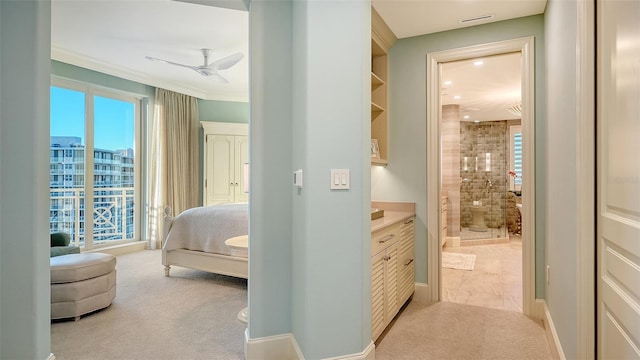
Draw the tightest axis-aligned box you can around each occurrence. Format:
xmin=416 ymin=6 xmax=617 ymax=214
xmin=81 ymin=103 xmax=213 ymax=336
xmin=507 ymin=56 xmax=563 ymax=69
xmin=442 ymin=235 xmax=522 ymax=312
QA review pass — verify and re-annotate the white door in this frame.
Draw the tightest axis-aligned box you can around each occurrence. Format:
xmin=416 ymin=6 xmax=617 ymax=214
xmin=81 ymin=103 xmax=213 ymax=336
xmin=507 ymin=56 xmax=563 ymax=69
xmin=597 ymin=1 xmax=640 ymax=358
xmin=234 ymin=135 xmax=249 ymax=203
xmin=206 ymin=134 xmax=234 ymax=205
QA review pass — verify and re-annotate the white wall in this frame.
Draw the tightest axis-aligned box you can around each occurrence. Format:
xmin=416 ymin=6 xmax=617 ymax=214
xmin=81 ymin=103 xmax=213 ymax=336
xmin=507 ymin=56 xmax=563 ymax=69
xmin=0 ymin=1 xmax=52 ymax=358
xmin=544 ymin=0 xmax=579 ymax=358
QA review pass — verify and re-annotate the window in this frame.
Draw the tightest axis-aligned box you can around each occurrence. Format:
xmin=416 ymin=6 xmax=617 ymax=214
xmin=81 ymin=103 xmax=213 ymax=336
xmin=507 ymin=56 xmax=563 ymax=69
xmin=510 ymin=125 xmax=523 ymax=190
xmin=50 ymin=79 xmax=141 ymax=249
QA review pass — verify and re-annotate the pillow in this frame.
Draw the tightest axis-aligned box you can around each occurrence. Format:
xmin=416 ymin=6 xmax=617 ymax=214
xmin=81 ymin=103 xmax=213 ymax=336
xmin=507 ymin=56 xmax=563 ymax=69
xmin=50 ymin=232 xmax=70 ymax=247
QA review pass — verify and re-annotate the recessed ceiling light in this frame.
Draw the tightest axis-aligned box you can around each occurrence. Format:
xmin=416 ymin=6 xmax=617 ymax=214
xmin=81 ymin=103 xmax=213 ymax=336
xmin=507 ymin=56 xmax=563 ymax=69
xmin=474 ymin=60 xmax=484 ymax=66
xmin=444 ymin=80 xmax=452 ymax=85
xmin=454 ymin=95 xmax=461 ymax=100
xmin=474 ymin=120 xmax=480 ymax=123
xmin=463 ymin=115 xmax=470 ymax=119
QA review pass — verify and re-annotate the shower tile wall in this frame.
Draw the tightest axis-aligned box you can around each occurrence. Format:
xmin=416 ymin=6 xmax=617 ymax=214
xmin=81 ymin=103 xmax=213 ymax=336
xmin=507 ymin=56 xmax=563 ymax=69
xmin=442 ymin=105 xmax=460 ymax=239
xmin=460 ymin=121 xmax=507 ymax=229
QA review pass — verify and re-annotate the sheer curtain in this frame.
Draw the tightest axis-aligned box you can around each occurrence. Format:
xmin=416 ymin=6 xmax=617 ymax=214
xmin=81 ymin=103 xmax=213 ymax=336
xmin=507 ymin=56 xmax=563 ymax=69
xmin=148 ymin=88 xmax=200 ymax=249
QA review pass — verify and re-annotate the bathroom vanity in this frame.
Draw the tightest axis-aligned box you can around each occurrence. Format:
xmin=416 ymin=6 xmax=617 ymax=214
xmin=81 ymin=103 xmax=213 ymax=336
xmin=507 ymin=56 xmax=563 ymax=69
xmin=370 ymin=201 xmax=415 ymax=341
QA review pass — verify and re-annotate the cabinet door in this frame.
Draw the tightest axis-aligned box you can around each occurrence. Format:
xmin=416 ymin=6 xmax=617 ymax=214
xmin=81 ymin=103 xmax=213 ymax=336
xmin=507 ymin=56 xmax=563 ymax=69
xmin=384 ymin=241 xmax=399 ymax=324
xmin=234 ymin=135 xmax=249 ymax=203
xmin=371 ymin=251 xmax=386 ymax=340
xmin=398 ymin=218 xmax=415 ymax=303
xmin=205 ymin=134 xmax=235 ymax=205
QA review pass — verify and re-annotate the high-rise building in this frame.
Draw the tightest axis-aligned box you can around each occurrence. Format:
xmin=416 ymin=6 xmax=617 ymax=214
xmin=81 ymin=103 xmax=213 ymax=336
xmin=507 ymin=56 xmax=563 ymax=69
xmin=50 ymin=136 xmax=134 ymax=245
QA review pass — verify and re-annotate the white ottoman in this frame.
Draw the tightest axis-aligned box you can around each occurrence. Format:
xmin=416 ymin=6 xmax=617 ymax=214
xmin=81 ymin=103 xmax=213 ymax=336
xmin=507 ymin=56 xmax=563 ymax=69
xmin=50 ymin=253 xmax=116 ymax=320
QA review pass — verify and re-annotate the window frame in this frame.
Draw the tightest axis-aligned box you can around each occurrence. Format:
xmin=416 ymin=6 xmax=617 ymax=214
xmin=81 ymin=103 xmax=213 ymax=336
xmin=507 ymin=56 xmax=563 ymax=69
xmin=51 ymin=77 xmax=143 ymax=250
xmin=509 ymin=124 xmax=523 ymax=191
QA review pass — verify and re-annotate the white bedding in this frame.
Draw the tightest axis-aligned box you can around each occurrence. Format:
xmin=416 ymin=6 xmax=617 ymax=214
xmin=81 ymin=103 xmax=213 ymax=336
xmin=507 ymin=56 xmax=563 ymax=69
xmin=163 ymin=203 xmax=248 ymax=257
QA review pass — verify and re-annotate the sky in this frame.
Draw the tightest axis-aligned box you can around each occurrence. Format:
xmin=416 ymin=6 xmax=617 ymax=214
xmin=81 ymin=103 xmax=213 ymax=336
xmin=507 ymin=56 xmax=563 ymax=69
xmin=50 ymin=86 xmax=135 ymax=151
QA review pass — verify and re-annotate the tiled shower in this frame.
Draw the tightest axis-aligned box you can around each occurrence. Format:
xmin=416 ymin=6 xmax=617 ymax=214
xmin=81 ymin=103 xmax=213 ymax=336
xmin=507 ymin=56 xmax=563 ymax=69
xmin=459 ymin=121 xmax=508 ymax=240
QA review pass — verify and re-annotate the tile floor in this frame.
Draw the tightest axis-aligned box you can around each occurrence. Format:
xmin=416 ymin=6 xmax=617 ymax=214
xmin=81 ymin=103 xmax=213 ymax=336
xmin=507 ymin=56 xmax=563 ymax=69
xmin=442 ymin=234 xmax=522 ymax=312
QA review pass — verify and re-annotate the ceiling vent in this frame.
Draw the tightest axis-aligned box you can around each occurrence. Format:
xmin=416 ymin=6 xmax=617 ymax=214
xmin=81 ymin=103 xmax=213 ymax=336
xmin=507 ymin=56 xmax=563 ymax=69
xmin=460 ymin=14 xmax=495 ymax=24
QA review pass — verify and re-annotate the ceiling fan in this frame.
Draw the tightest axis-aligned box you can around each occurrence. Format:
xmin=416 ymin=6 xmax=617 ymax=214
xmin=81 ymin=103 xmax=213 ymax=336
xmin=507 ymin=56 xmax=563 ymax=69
xmin=145 ymin=48 xmax=244 ymax=83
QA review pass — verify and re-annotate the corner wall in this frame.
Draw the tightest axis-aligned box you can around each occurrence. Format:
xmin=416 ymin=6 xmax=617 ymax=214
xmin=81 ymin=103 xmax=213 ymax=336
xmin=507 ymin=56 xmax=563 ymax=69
xmin=249 ymin=1 xmax=372 ymax=358
xmin=544 ymin=0 xmax=579 ymax=357
xmin=0 ymin=1 xmax=52 ymax=358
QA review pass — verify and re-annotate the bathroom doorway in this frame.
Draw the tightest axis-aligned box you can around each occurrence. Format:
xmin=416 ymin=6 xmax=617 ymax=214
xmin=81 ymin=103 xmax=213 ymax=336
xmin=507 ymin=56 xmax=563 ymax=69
xmin=439 ymin=53 xmax=523 ymax=312
xmin=426 ymin=38 xmax=537 ymax=317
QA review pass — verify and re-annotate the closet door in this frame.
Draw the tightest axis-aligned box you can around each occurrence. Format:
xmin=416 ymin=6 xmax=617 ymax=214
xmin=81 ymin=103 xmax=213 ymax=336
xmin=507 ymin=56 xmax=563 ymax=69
xmin=234 ymin=135 xmax=249 ymax=203
xmin=597 ymin=1 xmax=640 ymax=358
xmin=205 ymin=134 xmax=235 ymax=205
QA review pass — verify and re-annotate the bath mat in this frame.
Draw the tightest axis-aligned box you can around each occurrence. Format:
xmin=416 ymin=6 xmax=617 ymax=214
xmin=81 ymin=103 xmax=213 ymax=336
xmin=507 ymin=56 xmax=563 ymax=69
xmin=442 ymin=252 xmax=476 ymax=271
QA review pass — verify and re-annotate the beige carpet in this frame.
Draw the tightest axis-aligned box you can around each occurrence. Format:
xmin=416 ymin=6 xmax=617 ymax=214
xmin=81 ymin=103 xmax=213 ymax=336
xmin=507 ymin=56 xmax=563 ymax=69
xmin=375 ymin=301 xmax=552 ymax=360
xmin=442 ymin=252 xmax=476 ymax=270
xmin=51 ymin=250 xmax=247 ymax=360
xmin=52 ymin=250 xmax=550 ymax=360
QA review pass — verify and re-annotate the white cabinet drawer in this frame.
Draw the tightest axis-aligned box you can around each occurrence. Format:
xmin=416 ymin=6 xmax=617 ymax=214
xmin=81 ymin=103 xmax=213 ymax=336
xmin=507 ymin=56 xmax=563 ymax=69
xmin=372 ymin=222 xmax=400 ymax=256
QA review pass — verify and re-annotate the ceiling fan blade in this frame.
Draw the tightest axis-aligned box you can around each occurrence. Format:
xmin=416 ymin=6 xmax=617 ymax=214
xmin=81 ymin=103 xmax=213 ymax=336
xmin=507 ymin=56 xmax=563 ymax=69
xmin=145 ymin=56 xmax=197 ymax=70
xmin=209 ymin=52 xmax=244 ymax=70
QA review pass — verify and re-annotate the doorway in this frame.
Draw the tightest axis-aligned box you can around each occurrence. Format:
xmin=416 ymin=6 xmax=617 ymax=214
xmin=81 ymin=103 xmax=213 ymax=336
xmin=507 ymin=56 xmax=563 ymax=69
xmin=426 ymin=37 xmax=537 ymax=317
xmin=439 ymin=53 xmax=524 ymax=311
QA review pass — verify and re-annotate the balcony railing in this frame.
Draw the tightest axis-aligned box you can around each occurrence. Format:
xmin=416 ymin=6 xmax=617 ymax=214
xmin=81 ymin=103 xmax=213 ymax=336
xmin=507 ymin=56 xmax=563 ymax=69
xmin=50 ymin=187 xmax=135 ymax=247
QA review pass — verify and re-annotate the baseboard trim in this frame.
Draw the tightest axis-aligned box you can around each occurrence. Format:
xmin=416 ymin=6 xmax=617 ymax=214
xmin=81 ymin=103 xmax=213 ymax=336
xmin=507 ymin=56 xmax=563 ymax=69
xmin=413 ymin=282 xmax=431 ymax=303
xmin=244 ymin=329 xmax=304 ymax=360
xmin=533 ymin=298 xmax=545 ymax=320
xmin=84 ymin=241 xmax=146 ymax=256
xmin=540 ymin=300 xmax=566 ymax=360
xmin=244 ymin=330 xmax=375 ymax=360
xmin=323 ymin=341 xmax=375 ymax=360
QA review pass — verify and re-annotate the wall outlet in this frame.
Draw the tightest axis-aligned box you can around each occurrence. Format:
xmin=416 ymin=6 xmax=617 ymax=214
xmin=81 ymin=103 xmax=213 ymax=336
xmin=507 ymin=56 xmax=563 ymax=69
xmin=546 ymin=265 xmax=550 ymax=285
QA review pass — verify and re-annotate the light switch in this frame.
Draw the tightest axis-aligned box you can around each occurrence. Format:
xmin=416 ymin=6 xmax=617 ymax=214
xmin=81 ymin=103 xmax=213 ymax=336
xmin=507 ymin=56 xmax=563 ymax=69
xmin=330 ymin=169 xmax=350 ymax=190
xmin=293 ymin=169 xmax=303 ymax=188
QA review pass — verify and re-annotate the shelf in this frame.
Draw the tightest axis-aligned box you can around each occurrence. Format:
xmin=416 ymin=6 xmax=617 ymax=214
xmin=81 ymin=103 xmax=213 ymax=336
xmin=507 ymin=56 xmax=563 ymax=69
xmin=371 ymin=158 xmax=388 ymax=166
xmin=371 ymin=72 xmax=384 ymax=86
xmin=371 ymin=102 xmax=385 ymax=113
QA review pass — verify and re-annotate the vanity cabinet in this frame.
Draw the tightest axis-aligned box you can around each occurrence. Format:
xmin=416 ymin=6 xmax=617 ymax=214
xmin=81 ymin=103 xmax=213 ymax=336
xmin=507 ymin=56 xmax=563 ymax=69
xmin=202 ymin=122 xmax=248 ymax=206
xmin=371 ymin=216 xmax=415 ymax=341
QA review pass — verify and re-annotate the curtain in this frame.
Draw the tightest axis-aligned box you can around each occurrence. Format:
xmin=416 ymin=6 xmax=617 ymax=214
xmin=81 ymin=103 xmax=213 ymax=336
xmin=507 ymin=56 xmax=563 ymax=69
xmin=148 ymin=89 xmax=200 ymax=249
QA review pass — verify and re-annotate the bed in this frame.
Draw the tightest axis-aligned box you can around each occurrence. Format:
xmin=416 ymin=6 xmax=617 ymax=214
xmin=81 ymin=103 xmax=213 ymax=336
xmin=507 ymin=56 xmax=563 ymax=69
xmin=162 ymin=203 xmax=248 ymax=279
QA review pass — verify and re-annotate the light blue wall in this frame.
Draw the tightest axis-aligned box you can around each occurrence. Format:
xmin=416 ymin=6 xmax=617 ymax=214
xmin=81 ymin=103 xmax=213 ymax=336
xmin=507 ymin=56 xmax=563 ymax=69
xmin=247 ymin=0 xmax=293 ymax=340
xmin=249 ymin=0 xmax=371 ymax=358
xmin=198 ymin=100 xmax=248 ymax=124
xmin=375 ymin=15 xmax=546 ymax=295
xmin=544 ymin=0 xmax=578 ymax=357
xmin=0 ymin=1 xmax=52 ymax=358
xmin=290 ymin=2 xmax=371 ymax=358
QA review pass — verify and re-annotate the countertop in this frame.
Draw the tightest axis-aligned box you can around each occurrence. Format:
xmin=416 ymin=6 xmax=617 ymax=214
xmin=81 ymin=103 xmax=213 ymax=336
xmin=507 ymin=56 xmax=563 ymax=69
xmin=371 ymin=210 xmax=415 ymax=232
